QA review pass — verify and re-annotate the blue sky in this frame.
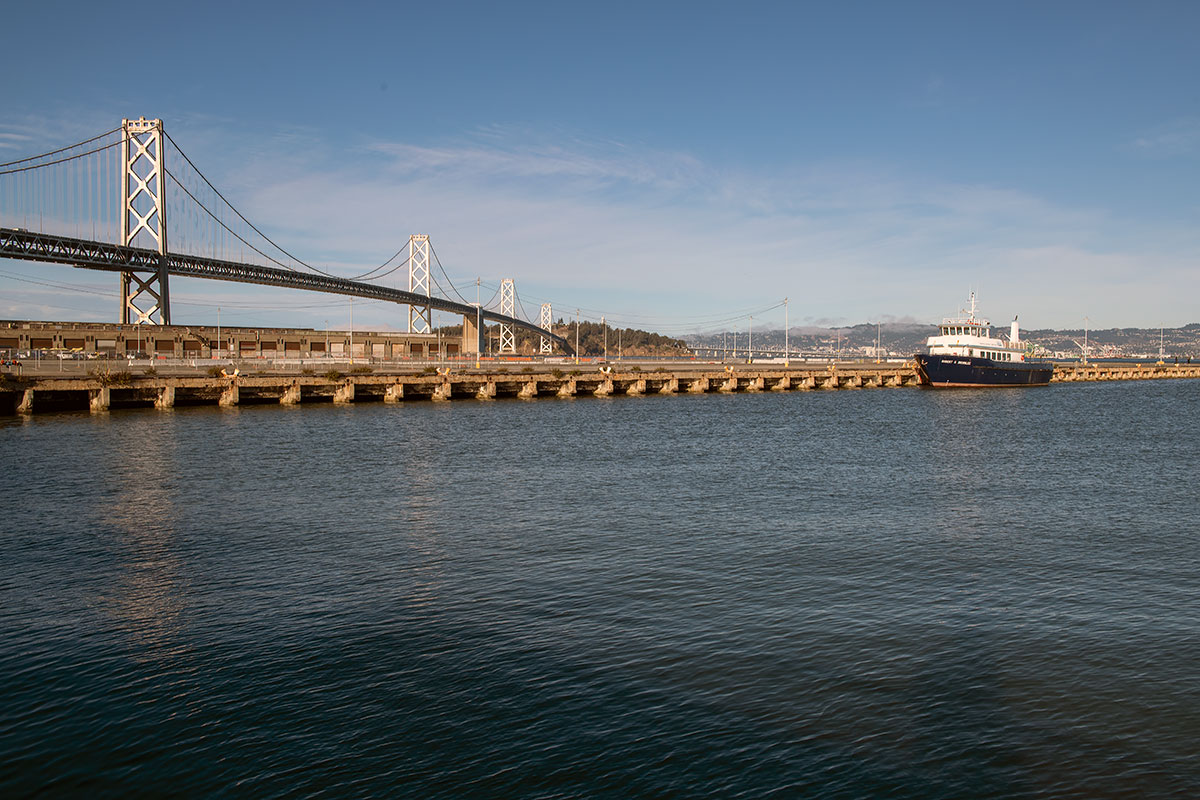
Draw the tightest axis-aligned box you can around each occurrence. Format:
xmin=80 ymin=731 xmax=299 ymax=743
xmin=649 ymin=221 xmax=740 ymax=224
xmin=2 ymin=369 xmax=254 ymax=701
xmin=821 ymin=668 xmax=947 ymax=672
xmin=2 ymin=1 xmax=1198 ymax=332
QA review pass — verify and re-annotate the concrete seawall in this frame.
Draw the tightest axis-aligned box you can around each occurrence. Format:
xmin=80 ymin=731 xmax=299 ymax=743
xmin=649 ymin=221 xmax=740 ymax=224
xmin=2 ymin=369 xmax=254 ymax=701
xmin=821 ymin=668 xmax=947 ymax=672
xmin=3 ymin=362 xmax=1198 ymax=414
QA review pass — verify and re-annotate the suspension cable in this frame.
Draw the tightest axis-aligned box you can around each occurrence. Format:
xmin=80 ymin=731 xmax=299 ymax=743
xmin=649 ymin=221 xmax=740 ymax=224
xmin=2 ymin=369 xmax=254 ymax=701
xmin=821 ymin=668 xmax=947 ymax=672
xmin=428 ymin=242 xmax=471 ymax=304
xmin=164 ymin=130 xmax=408 ymax=280
xmin=0 ymin=140 xmax=121 ymax=176
xmin=0 ymin=127 xmax=121 ymax=169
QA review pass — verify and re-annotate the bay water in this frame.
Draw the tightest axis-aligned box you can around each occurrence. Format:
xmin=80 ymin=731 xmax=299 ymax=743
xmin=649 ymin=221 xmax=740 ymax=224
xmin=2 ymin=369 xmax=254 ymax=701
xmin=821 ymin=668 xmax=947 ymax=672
xmin=1 ymin=381 xmax=1197 ymax=797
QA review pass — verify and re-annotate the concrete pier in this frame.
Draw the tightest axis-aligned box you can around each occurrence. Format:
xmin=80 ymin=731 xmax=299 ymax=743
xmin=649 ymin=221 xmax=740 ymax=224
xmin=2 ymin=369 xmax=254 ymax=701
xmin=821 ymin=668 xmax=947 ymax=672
xmin=3 ymin=361 xmax=1198 ymax=415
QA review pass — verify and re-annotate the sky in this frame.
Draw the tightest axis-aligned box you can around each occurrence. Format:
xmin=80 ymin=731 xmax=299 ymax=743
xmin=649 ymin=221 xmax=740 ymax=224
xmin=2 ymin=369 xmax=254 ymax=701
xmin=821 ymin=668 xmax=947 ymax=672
xmin=1 ymin=0 xmax=1198 ymax=333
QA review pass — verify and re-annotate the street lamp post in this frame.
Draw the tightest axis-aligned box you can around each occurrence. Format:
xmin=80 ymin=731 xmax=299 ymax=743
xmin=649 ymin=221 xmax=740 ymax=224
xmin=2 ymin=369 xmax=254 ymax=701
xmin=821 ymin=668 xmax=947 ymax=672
xmin=1084 ymin=316 xmax=1089 ymax=364
xmin=784 ymin=297 xmax=789 ymax=367
xmin=575 ymin=309 xmax=580 ymax=365
xmin=748 ymin=315 xmax=753 ymax=364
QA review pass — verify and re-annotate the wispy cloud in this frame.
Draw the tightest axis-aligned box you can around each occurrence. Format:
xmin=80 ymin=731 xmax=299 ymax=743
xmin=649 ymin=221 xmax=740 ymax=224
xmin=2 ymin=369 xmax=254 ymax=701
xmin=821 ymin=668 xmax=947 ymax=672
xmin=5 ymin=120 xmax=1197 ymax=330
xmin=221 ymin=126 xmax=1199 ymax=329
xmin=1130 ymin=117 xmax=1200 ymax=156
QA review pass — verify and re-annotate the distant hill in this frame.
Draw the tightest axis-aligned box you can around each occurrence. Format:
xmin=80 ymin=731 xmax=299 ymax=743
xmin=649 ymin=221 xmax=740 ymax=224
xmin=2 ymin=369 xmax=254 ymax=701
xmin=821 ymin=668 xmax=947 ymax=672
xmin=684 ymin=323 xmax=1200 ymax=360
xmin=437 ymin=321 xmax=690 ymax=357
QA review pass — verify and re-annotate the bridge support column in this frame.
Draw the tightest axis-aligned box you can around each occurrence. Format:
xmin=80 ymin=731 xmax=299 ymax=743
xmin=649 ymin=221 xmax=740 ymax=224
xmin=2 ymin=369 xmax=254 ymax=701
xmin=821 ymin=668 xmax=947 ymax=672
xmin=407 ymin=235 xmax=432 ymax=333
xmin=433 ymin=382 xmax=453 ymax=402
xmin=334 ymin=381 xmax=355 ymax=404
xmin=557 ymin=379 xmax=576 ymax=398
xmin=720 ymin=377 xmax=738 ymax=392
xmin=385 ymin=383 xmax=405 ymax=403
xmin=16 ymin=389 xmax=33 ymax=413
xmin=156 ymin=385 xmax=175 ymax=409
xmin=476 ymin=381 xmax=496 ymax=400
xmin=498 ymin=280 xmax=516 ymax=354
xmin=219 ymin=383 xmax=239 ymax=407
xmin=773 ymin=376 xmax=791 ymax=391
xmin=746 ymin=377 xmax=764 ymax=392
xmin=280 ymin=382 xmax=301 ymax=405
xmin=119 ymin=118 xmax=171 ymax=326
xmin=89 ymin=387 xmax=110 ymax=412
xmin=519 ymin=380 xmax=538 ymax=399
xmin=687 ymin=377 xmax=708 ymax=393
xmin=627 ymin=378 xmax=646 ymax=396
xmin=462 ymin=313 xmax=482 ymax=356
xmin=660 ymin=377 xmax=679 ymax=394
xmin=594 ymin=379 xmax=613 ymax=397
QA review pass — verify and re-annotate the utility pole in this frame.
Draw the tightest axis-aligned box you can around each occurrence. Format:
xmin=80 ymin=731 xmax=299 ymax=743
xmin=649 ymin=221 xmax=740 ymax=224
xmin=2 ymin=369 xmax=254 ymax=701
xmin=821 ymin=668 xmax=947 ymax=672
xmin=217 ymin=306 xmax=221 ymax=360
xmin=475 ymin=278 xmax=481 ymax=369
xmin=575 ymin=309 xmax=580 ymax=365
xmin=349 ymin=297 xmax=354 ymax=364
xmin=618 ymin=328 xmax=622 ymax=361
xmin=784 ymin=297 xmax=789 ymax=367
xmin=602 ymin=316 xmax=607 ymax=362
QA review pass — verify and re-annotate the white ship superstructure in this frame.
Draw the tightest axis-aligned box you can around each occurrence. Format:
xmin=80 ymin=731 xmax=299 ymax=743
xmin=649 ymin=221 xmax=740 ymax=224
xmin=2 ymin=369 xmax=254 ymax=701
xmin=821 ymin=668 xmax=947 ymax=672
xmin=924 ymin=292 xmax=1029 ymax=363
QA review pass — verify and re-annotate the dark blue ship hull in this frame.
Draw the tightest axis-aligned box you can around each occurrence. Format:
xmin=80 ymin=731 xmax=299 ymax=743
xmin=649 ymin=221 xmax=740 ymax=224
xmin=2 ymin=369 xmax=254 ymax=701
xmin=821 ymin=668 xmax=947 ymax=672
xmin=914 ymin=354 xmax=1053 ymax=387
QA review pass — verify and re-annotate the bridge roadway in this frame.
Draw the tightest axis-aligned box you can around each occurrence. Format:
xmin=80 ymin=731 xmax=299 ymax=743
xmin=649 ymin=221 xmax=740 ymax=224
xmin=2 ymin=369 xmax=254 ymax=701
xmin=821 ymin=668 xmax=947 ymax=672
xmin=0 ymin=227 xmax=573 ymax=353
xmin=5 ymin=360 xmax=1199 ymax=413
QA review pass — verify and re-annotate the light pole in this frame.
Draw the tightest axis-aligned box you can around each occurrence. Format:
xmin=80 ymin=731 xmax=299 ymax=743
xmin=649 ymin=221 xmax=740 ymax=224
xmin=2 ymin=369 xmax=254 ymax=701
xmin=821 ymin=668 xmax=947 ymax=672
xmin=784 ymin=297 xmax=789 ymax=367
xmin=575 ymin=309 xmax=580 ymax=365
xmin=602 ymin=316 xmax=607 ymax=362
xmin=217 ymin=306 xmax=221 ymax=360
xmin=748 ymin=315 xmax=753 ymax=364
xmin=1083 ymin=316 xmax=1089 ymax=364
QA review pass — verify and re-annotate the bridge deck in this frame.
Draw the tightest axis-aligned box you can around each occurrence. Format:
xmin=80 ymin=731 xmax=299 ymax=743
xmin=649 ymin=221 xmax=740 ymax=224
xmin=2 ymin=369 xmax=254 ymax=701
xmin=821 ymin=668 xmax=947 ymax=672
xmin=0 ymin=227 xmax=572 ymax=353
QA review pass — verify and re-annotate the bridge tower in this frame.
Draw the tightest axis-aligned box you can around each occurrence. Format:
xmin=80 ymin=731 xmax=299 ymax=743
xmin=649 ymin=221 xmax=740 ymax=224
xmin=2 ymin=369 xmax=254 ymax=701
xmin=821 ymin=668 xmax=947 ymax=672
xmin=119 ymin=118 xmax=171 ymax=325
xmin=407 ymin=234 xmax=431 ymax=333
xmin=540 ymin=303 xmax=553 ymax=354
xmin=498 ymin=279 xmax=516 ymax=354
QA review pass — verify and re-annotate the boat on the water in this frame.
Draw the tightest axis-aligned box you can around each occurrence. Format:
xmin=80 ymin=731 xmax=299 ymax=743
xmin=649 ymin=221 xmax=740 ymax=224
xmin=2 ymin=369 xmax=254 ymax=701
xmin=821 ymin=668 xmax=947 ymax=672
xmin=913 ymin=293 xmax=1053 ymax=387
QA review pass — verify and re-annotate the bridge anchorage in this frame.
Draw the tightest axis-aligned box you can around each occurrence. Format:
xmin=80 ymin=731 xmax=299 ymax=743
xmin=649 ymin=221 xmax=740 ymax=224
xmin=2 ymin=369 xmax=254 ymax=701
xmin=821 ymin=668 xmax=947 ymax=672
xmin=0 ymin=117 xmax=573 ymax=356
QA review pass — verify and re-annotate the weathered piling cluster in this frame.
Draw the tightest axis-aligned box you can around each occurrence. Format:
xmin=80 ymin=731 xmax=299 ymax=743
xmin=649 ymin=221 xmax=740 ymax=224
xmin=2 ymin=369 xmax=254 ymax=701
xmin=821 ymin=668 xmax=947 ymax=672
xmin=2 ymin=361 xmax=1197 ymax=414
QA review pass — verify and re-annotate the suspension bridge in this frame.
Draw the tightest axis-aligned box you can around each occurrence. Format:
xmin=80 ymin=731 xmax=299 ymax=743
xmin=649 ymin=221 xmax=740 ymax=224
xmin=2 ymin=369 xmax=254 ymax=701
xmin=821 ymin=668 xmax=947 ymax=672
xmin=0 ymin=117 xmax=572 ymax=355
